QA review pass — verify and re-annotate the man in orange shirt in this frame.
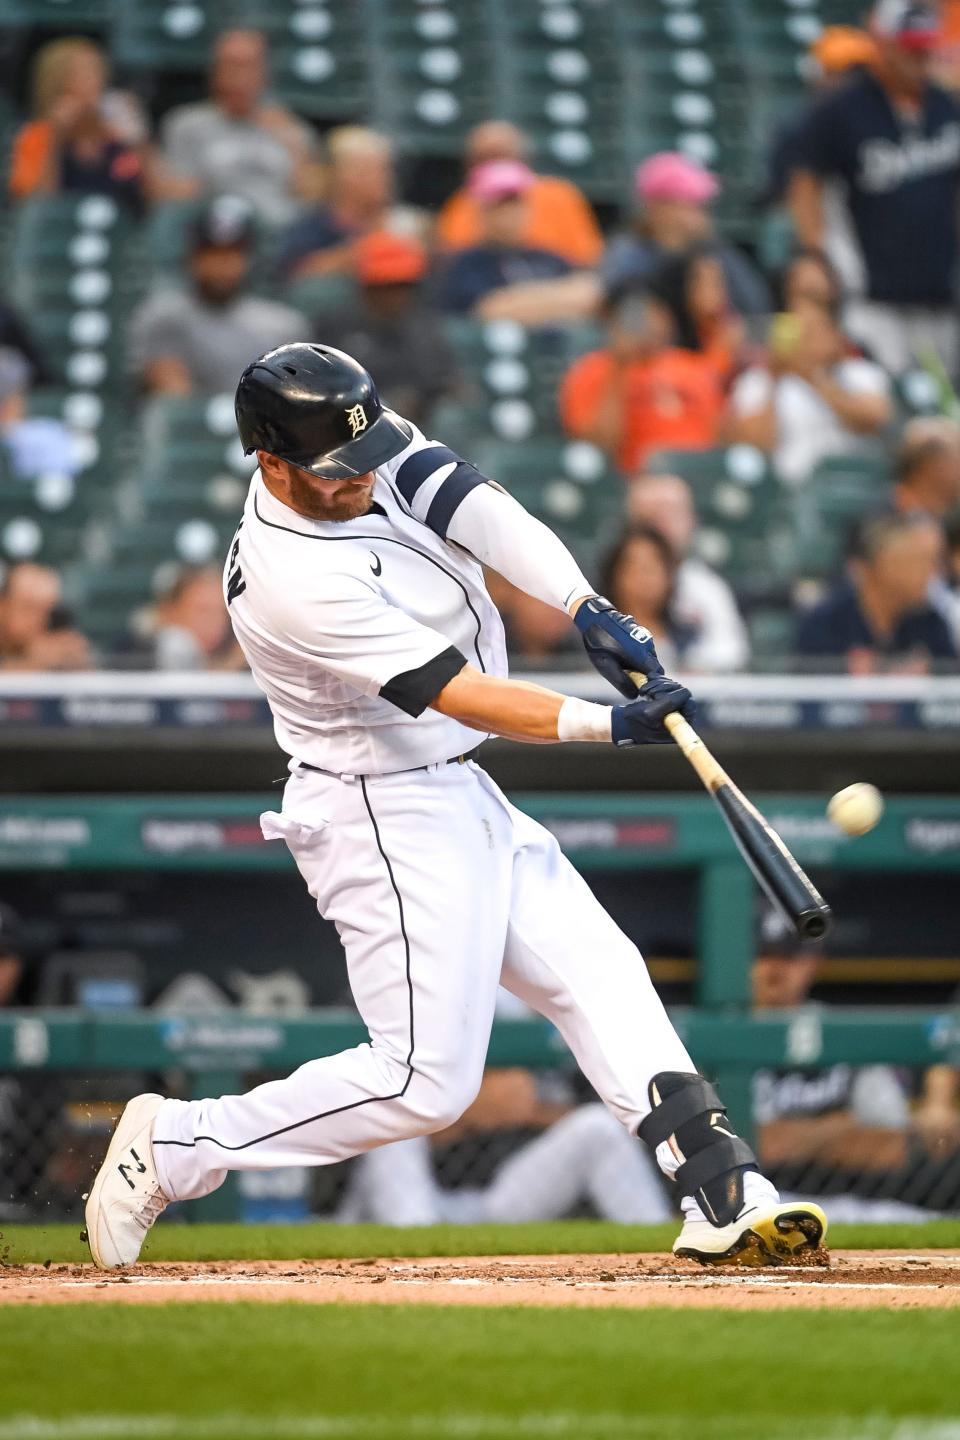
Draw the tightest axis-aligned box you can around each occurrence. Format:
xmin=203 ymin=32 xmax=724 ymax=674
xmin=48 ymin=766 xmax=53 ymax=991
xmin=436 ymin=120 xmax=602 ymax=268
xmin=559 ymin=292 xmax=724 ymax=474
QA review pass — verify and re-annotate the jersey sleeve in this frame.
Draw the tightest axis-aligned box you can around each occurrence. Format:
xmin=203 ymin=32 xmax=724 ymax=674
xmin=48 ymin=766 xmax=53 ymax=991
xmin=387 ymin=438 xmax=490 ymax=539
xmin=445 ymin=480 xmax=593 ymax=614
xmin=791 ymin=93 xmax=842 ymax=178
xmin=274 ymin=572 xmax=467 ymax=717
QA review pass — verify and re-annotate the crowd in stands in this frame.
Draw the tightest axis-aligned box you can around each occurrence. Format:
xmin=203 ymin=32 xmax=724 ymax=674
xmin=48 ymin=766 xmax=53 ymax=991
xmin=2 ymin=0 xmax=960 ymax=677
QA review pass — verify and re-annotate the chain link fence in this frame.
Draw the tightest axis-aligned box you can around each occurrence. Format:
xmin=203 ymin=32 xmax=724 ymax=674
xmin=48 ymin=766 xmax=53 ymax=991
xmin=4 ymin=1061 xmax=959 ymax=1226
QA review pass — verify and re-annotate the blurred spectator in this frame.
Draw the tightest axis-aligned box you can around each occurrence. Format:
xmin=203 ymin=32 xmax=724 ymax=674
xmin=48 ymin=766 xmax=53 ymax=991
xmin=484 ymin=572 xmax=573 ymax=662
xmin=893 ymin=416 xmax=960 ymax=518
xmin=726 ymin=298 xmax=892 ymax=486
xmin=626 ymin=472 xmax=750 ymax=672
xmin=9 ymin=37 xmax=146 ymax=212
xmin=933 ymin=0 xmax=960 ymax=90
xmin=438 ymin=160 xmax=579 ymax=318
xmin=341 ymin=1089 xmax=670 ymax=1226
xmin=0 ymin=349 xmax=79 ymax=480
xmin=938 ymin=506 xmax=960 ymax=647
xmin=139 ymin=566 xmax=245 ymax=671
xmin=598 ymin=524 xmax=694 ymax=673
xmin=914 ymin=1065 xmax=960 ymax=1155
xmin=788 ymin=0 xmax=960 ymax=375
xmin=0 ymin=904 xmax=28 ymax=1007
xmin=156 ymin=29 xmax=320 ymax=226
xmin=649 ymin=245 xmax=748 ymax=382
xmin=795 ymin=511 xmax=956 ymax=671
xmin=278 ymin=127 xmax=396 ymax=280
xmin=0 ymin=562 xmax=92 ymax=672
xmin=753 ymin=918 xmax=912 ymax=1178
xmin=752 ymin=911 xmax=959 ymax=1212
xmin=315 ymin=232 xmax=460 ymax=428
xmin=602 ymin=153 xmax=770 ymax=315
xmin=0 ymin=298 xmax=51 ymax=388
xmin=768 ymin=26 xmax=877 ymax=204
xmin=436 ymin=120 xmax=603 ymax=268
xmin=559 ymin=291 xmax=724 ymax=474
xmin=129 ymin=198 xmax=306 ymax=396
xmin=776 ymin=248 xmax=846 ymax=317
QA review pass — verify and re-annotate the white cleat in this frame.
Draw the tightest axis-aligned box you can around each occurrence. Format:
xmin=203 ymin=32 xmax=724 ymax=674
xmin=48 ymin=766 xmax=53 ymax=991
xmin=673 ymin=1200 xmax=828 ymax=1268
xmin=84 ymin=1093 xmax=171 ymax=1270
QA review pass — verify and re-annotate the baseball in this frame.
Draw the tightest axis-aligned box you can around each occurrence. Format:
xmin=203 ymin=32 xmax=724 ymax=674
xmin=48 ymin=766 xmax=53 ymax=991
xmin=827 ymin=782 xmax=884 ymax=836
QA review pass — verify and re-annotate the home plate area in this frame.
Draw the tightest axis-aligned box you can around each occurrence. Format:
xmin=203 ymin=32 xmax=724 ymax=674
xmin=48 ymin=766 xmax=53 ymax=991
xmin=3 ymin=1251 xmax=960 ymax=1310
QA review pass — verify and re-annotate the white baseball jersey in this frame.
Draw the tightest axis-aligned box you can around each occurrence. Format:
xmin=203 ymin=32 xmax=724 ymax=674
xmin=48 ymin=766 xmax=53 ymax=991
xmin=223 ymin=417 xmax=589 ymax=776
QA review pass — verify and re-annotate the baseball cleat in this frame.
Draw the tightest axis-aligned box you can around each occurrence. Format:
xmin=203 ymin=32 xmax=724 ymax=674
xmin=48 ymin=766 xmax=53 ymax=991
xmin=84 ymin=1092 xmax=170 ymax=1270
xmin=673 ymin=1200 xmax=828 ymax=1267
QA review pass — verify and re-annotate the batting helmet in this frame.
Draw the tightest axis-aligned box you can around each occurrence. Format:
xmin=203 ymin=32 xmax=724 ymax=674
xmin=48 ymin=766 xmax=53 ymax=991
xmin=235 ymin=343 xmax=412 ymax=480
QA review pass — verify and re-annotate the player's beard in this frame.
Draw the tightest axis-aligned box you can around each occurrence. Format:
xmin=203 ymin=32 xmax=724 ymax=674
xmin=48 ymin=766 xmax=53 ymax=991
xmin=287 ymin=469 xmax=375 ymax=523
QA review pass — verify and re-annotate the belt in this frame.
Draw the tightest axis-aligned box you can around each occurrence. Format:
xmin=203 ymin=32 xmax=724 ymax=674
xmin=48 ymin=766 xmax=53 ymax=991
xmin=298 ymin=746 xmax=481 ymax=780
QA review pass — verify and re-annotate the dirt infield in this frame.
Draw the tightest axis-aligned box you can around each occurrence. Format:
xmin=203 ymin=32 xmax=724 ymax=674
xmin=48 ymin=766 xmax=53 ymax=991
xmin=2 ymin=1250 xmax=960 ymax=1309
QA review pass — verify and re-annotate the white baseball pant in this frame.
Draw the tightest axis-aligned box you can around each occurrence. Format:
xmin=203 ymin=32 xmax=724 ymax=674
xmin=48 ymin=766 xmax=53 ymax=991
xmin=152 ymin=759 xmax=694 ymax=1202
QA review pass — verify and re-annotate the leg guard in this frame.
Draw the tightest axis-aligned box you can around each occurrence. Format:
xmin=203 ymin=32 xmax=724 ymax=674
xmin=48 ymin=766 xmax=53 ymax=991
xmin=638 ymin=1072 xmax=758 ymax=1227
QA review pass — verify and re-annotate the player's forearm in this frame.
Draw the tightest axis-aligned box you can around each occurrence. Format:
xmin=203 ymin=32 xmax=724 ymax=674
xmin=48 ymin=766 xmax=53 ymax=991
xmin=432 ymin=665 xmax=610 ymax=743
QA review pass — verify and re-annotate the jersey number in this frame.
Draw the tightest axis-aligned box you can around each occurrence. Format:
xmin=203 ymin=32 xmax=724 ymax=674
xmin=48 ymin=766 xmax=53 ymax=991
xmin=226 ymin=522 xmax=246 ymax=605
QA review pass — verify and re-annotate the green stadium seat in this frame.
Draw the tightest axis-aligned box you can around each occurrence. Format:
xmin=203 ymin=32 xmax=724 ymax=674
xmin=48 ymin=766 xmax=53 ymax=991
xmin=747 ymin=604 xmax=797 ymax=666
xmin=9 ymin=197 xmax=142 ymax=391
xmin=0 ymin=485 xmax=88 ymax=567
xmin=792 ymin=454 xmax=894 ymax=580
xmin=291 ymin=272 xmax=359 ymax=320
xmin=472 ymin=436 xmax=622 ymax=566
xmin=440 ymin=317 xmax=602 ymax=441
xmin=231 ymin=0 xmax=372 ymax=118
xmin=645 ymin=446 xmax=797 ymax=595
xmin=0 ymin=0 xmax=112 ymax=26
xmin=113 ymin=0 xmax=240 ymax=72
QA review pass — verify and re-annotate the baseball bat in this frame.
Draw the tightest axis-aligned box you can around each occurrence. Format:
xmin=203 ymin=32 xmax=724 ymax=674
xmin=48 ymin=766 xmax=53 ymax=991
xmin=628 ymin=672 xmax=832 ymax=940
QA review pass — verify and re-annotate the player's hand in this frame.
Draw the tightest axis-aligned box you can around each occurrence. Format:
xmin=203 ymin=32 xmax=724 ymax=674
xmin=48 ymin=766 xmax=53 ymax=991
xmin=573 ymin=595 xmax=663 ymax=698
xmin=611 ymin=676 xmax=695 ymax=745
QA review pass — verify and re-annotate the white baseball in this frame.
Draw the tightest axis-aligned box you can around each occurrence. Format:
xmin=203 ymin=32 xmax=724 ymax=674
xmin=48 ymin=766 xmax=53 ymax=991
xmin=827 ymin=782 xmax=884 ymax=836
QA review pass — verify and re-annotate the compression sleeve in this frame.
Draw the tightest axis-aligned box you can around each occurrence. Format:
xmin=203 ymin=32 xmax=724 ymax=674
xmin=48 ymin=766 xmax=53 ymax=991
xmin=445 ymin=479 xmax=594 ymax=614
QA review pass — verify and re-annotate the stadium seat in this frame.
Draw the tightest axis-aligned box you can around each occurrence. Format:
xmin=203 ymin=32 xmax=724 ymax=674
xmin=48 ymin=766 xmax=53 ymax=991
xmin=0 ymin=0 xmax=112 ymax=26
xmin=8 ymin=197 xmax=142 ymax=392
xmin=112 ymin=0 xmax=239 ymax=73
xmin=645 ymin=446 xmax=797 ymax=596
xmin=792 ymin=453 xmax=893 ymax=580
xmin=472 ymin=436 xmax=622 ymax=566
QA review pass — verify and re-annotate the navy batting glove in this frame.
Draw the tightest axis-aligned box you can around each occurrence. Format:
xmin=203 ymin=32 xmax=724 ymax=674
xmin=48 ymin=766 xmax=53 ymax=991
xmin=611 ymin=676 xmax=695 ymax=746
xmin=573 ymin=595 xmax=664 ymax=699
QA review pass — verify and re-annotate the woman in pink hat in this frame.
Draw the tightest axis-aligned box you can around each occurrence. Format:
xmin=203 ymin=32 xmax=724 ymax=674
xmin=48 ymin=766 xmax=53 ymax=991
xmin=601 ymin=151 xmax=770 ymax=317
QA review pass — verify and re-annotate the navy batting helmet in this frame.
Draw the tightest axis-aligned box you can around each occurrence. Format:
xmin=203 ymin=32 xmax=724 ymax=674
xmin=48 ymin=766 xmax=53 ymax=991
xmin=235 ymin=343 xmax=412 ymax=480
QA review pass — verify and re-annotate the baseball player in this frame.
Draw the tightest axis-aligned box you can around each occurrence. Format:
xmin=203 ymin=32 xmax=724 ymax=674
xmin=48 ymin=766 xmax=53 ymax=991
xmin=85 ymin=344 xmax=826 ymax=1268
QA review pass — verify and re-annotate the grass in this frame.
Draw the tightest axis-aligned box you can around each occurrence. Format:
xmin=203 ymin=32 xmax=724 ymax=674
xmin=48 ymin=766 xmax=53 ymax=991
xmin=2 ymin=1217 xmax=960 ymax=1267
xmin=0 ymin=1304 xmax=956 ymax=1440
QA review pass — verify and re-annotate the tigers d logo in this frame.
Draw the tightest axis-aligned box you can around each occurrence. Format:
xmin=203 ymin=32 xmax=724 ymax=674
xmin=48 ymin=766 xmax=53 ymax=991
xmin=346 ymin=404 xmax=368 ymax=437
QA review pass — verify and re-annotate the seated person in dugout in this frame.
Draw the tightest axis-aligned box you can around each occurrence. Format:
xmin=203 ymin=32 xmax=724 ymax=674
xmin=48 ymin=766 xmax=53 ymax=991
xmin=753 ymin=909 xmax=960 ymax=1219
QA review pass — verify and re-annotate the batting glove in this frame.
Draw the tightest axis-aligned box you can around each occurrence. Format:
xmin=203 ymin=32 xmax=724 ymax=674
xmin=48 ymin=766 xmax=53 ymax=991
xmin=573 ymin=595 xmax=664 ymax=699
xmin=611 ymin=676 xmax=695 ymax=746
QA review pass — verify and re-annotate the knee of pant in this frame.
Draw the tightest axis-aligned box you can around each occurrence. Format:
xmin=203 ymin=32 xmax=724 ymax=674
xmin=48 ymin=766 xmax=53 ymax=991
xmin=400 ymin=1066 xmax=482 ymax=1136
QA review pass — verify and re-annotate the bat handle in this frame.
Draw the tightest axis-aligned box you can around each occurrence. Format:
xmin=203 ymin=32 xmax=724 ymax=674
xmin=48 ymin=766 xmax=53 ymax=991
xmin=662 ymin=709 xmax=701 ymax=758
xmin=627 ymin=670 xmax=728 ymax=789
